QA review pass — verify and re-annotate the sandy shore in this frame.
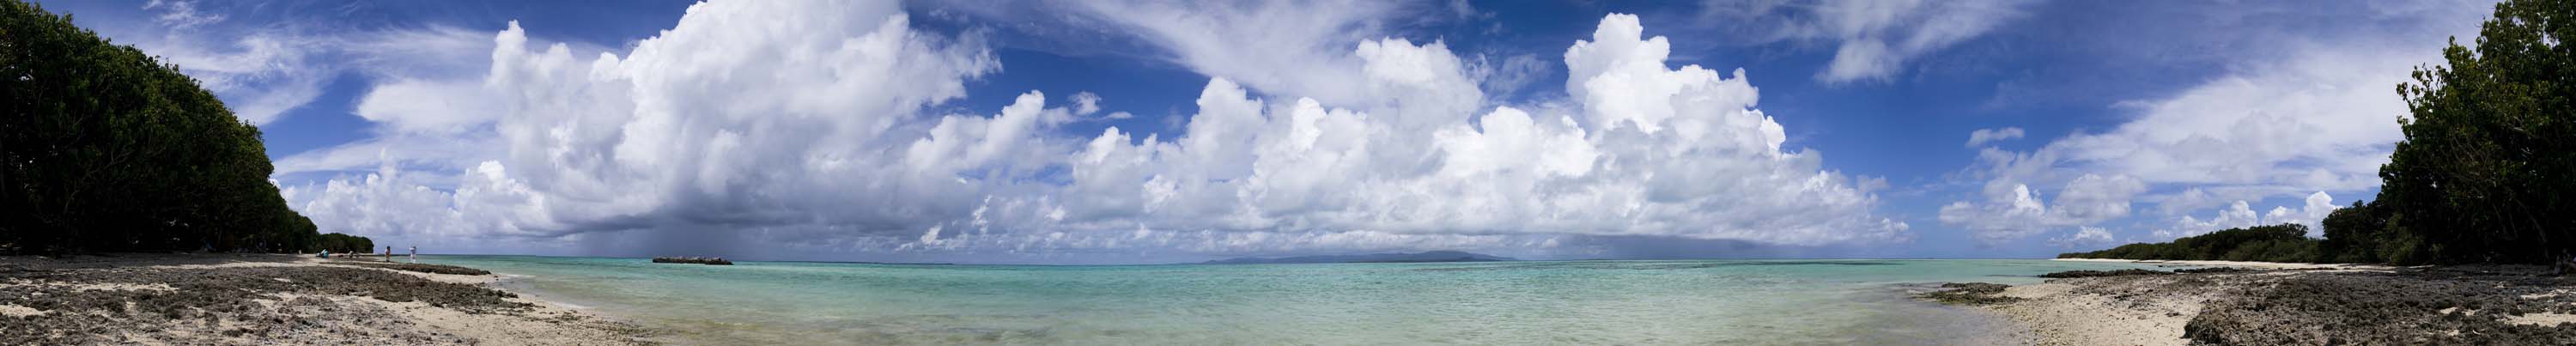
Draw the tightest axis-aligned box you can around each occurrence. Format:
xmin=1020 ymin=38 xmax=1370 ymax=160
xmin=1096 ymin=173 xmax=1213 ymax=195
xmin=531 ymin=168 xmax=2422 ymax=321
xmin=0 ymin=253 xmax=656 ymax=345
xmin=1925 ymin=264 xmax=2576 ymax=345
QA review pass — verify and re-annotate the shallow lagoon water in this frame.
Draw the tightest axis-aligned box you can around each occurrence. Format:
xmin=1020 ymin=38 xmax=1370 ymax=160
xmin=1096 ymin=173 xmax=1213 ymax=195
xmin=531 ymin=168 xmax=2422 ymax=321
xmin=424 ymin=256 xmax=2170 ymax=345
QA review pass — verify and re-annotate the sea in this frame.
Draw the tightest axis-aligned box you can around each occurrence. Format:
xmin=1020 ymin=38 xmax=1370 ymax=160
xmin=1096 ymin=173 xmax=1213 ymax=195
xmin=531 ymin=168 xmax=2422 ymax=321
xmin=419 ymin=256 xmax=2174 ymax=345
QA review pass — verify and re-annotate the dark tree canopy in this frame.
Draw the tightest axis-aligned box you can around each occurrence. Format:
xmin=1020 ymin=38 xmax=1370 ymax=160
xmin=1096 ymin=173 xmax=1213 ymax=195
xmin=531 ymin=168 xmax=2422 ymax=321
xmin=2316 ymin=200 xmax=2396 ymax=264
xmin=2058 ymin=224 xmax=2318 ymax=263
xmin=2 ymin=0 xmax=361 ymax=254
xmin=2378 ymin=0 xmax=2575 ymax=264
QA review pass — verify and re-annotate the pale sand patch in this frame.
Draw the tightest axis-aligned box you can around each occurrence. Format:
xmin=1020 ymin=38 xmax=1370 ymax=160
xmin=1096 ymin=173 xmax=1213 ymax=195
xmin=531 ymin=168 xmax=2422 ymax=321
xmin=2506 ymin=313 xmax=2576 ymax=326
xmin=2000 ymin=281 xmax=2071 ymax=300
xmin=0 ymin=304 xmax=43 ymax=317
xmin=1986 ymin=281 xmax=2202 ymax=346
xmin=295 ymin=258 xmax=653 ymax=344
xmin=349 ymin=294 xmax=648 ymax=345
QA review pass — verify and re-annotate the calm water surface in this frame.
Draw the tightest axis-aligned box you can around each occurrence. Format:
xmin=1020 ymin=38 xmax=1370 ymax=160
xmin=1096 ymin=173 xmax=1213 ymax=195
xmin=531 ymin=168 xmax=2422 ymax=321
xmin=421 ymin=256 xmax=2171 ymax=345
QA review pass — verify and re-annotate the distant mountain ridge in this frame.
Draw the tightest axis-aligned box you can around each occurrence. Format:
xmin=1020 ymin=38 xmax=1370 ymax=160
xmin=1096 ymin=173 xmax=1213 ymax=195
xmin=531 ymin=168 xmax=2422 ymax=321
xmin=1200 ymin=251 xmax=1516 ymax=264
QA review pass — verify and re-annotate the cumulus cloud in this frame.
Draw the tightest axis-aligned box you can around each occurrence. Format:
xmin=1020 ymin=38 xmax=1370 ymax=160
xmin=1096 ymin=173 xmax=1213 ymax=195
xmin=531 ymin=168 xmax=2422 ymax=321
xmin=1939 ymin=173 xmax=2145 ymax=245
xmin=1702 ymin=0 xmax=2035 ymax=82
xmin=270 ymin=26 xmax=616 ymax=179
xmin=956 ymin=14 xmax=1911 ymax=248
xmin=2047 ymin=227 xmax=2118 ymax=249
xmin=286 ymin=0 xmax=1001 ymax=247
xmin=1965 ymin=127 xmax=2023 ymax=147
xmin=2150 ymin=191 xmax=2337 ymax=239
xmin=283 ymin=3 xmax=1905 ymax=258
xmin=1069 ymin=91 xmax=1103 ymax=116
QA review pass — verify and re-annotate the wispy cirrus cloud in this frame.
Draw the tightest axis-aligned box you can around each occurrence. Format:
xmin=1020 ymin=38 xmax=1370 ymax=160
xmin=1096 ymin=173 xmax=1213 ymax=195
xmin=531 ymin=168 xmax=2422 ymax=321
xmin=1699 ymin=0 xmax=2037 ymax=83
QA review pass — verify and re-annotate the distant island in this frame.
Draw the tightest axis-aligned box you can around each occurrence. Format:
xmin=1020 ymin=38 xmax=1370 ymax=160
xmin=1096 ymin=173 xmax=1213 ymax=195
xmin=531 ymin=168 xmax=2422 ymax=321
xmin=1200 ymin=251 xmax=1515 ymax=264
xmin=651 ymin=257 xmax=734 ymax=265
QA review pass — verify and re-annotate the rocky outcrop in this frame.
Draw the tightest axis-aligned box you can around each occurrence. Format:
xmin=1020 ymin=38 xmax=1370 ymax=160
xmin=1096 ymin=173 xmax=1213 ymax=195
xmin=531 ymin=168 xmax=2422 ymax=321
xmin=2037 ymin=269 xmax=2172 ymax=278
xmin=1917 ymin=282 xmax=2021 ymax=305
xmin=325 ymin=261 xmax=492 ymax=275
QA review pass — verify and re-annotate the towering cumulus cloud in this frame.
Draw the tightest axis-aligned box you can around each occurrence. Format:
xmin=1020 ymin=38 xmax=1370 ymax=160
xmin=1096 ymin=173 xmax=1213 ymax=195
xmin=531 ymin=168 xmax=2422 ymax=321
xmin=282 ymin=1 xmax=1903 ymax=259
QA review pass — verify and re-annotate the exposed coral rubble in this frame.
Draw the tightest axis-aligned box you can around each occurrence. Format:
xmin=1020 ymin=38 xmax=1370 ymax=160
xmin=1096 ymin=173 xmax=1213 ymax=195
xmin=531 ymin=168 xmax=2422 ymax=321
xmin=1922 ymin=266 xmax=2576 ymax=345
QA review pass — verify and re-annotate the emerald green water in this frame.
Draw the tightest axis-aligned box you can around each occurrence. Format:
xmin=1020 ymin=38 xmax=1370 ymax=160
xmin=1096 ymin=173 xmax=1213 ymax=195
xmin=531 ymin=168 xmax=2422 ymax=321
xmin=421 ymin=256 xmax=2167 ymax=345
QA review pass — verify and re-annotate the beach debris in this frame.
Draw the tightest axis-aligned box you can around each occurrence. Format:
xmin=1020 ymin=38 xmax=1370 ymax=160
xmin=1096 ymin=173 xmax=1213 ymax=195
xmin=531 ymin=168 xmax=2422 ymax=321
xmin=650 ymin=257 xmax=733 ymax=265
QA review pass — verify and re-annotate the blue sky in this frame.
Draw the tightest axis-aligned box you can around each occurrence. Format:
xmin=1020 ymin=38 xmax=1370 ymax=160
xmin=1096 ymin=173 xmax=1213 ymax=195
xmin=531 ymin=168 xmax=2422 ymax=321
xmin=39 ymin=0 xmax=2494 ymax=264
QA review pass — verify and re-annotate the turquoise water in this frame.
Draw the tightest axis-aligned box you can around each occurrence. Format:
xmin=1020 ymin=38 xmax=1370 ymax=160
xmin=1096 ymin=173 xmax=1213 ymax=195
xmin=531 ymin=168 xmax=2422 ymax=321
xmin=422 ymin=256 xmax=2170 ymax=345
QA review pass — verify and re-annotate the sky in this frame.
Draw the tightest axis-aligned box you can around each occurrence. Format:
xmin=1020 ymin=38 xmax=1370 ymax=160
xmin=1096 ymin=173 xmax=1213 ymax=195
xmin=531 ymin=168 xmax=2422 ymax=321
xmin=36 ymin=0 xmax=2499 ymax=264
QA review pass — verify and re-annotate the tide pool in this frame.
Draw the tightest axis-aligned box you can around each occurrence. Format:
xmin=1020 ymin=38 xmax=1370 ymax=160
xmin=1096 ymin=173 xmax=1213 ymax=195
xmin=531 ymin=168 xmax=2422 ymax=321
xmin=422 ymin=256 xmax=2170 ymax=345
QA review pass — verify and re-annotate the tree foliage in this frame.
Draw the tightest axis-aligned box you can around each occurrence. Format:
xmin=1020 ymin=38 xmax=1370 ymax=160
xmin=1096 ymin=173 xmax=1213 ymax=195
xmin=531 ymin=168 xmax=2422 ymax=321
xmin=1 ymin=0 xmax=360 ymax=254
xmin=2058 ymin=224 xmax=2317 ymax=263
xmin=312 ymin=233 xmax=375 ymax=253
xmin=2378 ymin=0 xmax=2575 ymax=264
xmin=2316 ymin=200 xmax=2397 ymax=264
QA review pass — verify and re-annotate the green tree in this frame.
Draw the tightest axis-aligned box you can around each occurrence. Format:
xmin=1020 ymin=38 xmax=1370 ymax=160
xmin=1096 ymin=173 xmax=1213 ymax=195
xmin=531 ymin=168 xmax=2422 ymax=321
xmin=2058 ymin=224 xmax=2318 ymax=262
xmin=2 ymin=0 xmax=321 ymax=254
xmin=2317 ymin=200 xmax=2390 ymax=263
xmin=2380 ymin=0 xmax=2575 ymax=264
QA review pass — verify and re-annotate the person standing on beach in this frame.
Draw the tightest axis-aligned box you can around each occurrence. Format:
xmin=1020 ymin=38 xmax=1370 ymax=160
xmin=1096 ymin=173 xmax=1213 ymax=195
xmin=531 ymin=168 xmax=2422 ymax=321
xmin=410 ymin=246 xmax=418 ymax=263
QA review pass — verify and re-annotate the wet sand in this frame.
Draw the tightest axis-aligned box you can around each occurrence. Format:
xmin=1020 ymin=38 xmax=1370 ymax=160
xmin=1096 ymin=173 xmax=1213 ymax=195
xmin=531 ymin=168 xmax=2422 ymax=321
xmin=1924 ymin=262 xmax=2576 ymax=345
xmin=0 ymin=253 xmax=655 ymax=345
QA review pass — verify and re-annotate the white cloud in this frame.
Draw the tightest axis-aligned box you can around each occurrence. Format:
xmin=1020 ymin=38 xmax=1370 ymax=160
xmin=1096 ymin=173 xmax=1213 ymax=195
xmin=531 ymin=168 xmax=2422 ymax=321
xmin=2047 ymin=227 xmax=2118 ymax=249
xmin=268 ymin=25 xmax=592 ymax=178
xmin=1027 ymin=14 xmax=1907 ymax=246
xmin=129 ymin=33 xmax=330 ymax=125
xmin=1965 ymin=127 xmax=2023 ymax=147
xmin=286 ymin=5 xmax=1906 ymax=257
xmin=2047 ymin=46 xmax=2417 ymax=191
xmin=281 ymin=161 xmax=564 ymax=249
xmin=289 ymin=0 xmax=1003 ymax=245
xmin=1942 ymin=3 xmax=2482 ymax=245
xmin=1703 ymin=0 xmax=2035 ymax=82
xmin=2150 ymin=191 xmax=2336 ymax=240
xmin=355 ymin=78 xmax=506 ymax=135
xmin=1938 ymin=173 xmax=2145 ymax=245
xmin=100 ymin=5 xmax=519 ymax=126
xmin=142 ymin=0 xmax=224 ymax=29
xmin=1064 ymin=0 xmax=1403 ymax=106
xmin=1069 ymin=91 xmax=1103 ymax=116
